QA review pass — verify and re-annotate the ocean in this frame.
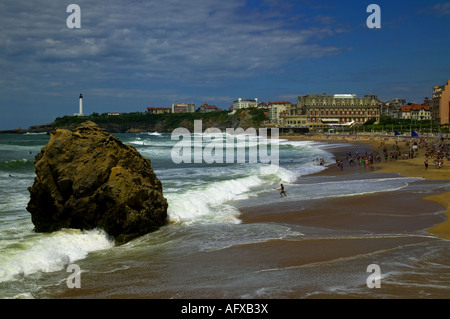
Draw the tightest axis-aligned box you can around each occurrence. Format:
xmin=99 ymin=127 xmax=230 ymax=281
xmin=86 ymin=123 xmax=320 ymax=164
xmin=0 ymin=131 xmax=449 ymax=299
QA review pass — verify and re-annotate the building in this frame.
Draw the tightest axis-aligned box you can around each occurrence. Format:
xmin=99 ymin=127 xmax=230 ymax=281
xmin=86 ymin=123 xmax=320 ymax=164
xmin=276 ymin=113 xmax=312 ymax=134
xmin=432 ymin=80 xmax=450 ymax=124
xmin=398 ymin=104 xmax=431 ymax=121
xmin=387 ymin=98 xmax=407 ymax=106
xmin=257 ymin=101 xmax=270 ymax=109
xmin=232 ymin=98 xmax=258 ymax=110
xmin=296 ymin=93 xmax=381 ymax=127
xmin=198 ymin=103 xmax=219 ymax=113
xmin=382 ymin=98 xmax=407 ymax=118
xmin=146 ymin=107 xmax=171 ymax=114
xmin=280 ymin=114 xmax=310 ymax=127
xmin=107 ymin=112 xmax=121 ymax=116
xmin=172 ymin=103 xmax=195 ymax=113
xmin=268 ymin=101 xmax=294 ymax=124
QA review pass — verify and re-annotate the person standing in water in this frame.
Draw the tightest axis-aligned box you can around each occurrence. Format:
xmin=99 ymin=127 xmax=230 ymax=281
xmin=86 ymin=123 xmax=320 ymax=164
xmin=279 ymin=183 xmax=287 ymax=197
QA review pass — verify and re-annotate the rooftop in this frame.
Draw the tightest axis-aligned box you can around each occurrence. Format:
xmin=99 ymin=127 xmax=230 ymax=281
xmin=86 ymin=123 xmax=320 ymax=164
xmin=400 ymin=104 xmax=430 ymax=112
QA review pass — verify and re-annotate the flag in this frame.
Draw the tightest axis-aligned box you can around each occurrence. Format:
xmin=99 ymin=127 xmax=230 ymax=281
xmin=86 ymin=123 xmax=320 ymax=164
xmin=411 ymin=130 xmax=419 ymax=137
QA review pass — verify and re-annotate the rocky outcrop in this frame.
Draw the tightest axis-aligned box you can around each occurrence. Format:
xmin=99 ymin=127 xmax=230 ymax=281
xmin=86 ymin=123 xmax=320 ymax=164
xmin=27 ymin=121 xmax=168 ymax=244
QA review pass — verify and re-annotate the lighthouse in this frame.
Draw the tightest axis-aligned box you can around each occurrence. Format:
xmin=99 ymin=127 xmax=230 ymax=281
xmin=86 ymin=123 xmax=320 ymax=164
xmin=74 ymin=93 xmax=85 ymax=116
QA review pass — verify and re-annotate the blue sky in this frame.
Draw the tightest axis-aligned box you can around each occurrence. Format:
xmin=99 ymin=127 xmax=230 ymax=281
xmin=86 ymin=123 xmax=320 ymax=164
xmin=0 ymin=0 xmax=449 ymax=129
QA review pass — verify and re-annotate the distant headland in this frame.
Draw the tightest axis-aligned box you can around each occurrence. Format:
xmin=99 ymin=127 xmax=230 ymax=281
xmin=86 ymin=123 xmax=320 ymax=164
xmin=0 ymin=108 xmax=268 ymax=134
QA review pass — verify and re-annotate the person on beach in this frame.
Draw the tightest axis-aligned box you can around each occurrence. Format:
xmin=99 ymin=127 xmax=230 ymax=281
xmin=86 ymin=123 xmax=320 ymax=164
xmin=278 ymin=184 xmax=287 ymax=197
xmin=424 ymin=159 xmax=428 ymax=169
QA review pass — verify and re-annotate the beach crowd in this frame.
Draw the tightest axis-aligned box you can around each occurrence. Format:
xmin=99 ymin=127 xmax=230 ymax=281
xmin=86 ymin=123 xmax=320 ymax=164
xmin=331 ymin=136 xmax=449 ymax=171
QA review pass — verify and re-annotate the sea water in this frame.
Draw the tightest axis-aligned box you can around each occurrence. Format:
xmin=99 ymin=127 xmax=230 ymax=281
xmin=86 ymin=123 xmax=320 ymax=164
xmin=0 ymin=132 xmax=449 ymax=299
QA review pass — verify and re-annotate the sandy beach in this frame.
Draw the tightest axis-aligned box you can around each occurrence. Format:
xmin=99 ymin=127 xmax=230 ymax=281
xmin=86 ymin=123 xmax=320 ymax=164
xmin=235 ymin=133 xmax=450 ymax=298
xmin=276 ymin=133 xmax=450 ymax=240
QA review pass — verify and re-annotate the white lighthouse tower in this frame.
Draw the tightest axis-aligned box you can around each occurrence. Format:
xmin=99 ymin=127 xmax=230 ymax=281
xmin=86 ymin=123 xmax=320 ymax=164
xmin=74 ymin=93 xmax=85 ymax=116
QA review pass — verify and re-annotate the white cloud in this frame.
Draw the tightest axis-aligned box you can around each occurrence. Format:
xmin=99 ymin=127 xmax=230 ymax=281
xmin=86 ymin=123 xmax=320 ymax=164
xmin=429 ymin=3 xmax=450 ymax=17
xmin=1 ymin=0 xmax=344 ymax=88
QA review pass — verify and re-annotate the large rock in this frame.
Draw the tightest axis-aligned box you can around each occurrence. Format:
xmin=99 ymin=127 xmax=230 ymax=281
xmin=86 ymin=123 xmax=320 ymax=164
xmin=27 ymin=121 xmax=168 ymax=244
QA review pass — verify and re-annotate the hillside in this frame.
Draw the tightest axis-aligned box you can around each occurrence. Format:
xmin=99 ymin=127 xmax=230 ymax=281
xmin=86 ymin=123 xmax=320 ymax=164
xmin=20 ymin=108 xmax=268 ymax=134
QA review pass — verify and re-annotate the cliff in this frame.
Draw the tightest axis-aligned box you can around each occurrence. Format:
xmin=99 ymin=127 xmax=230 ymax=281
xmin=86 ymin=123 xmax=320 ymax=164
xmin=26 ymin=121 xmax=168 ymax=244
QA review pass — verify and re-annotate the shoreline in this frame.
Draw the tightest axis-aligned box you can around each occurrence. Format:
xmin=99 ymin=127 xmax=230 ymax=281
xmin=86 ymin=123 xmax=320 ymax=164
xmin=276 ymin=134 xmax=450 ymax=240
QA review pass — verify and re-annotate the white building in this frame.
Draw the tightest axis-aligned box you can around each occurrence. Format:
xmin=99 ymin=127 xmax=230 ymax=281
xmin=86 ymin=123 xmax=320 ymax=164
xmin=232 ymin=98 xmax=258 ymax=110
xmin=268 ymin=101 xmax=294 ymax=124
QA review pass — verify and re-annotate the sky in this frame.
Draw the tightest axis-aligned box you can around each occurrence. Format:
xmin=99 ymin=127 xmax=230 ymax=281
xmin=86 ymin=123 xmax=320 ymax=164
xmin=0 ymin=0 xmax=449 ymax=129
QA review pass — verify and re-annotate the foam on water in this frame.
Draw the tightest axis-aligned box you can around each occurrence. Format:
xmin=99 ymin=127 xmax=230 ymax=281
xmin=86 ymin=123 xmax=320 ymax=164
xmin=292 ymin=176 xmax=423 ymax=200
xmin=138 ymin=134 xmax=338 ymax=225
xmin=146 ymin=132 xmax=163 ymax=136
xmin=166 ymin=174 xmax=264 ymax=224
xmin=258 ymin=164 xmax=298 ymax=183
xmin=195 ymin=223 xmax=303 ymax=252
xmin=0 ymin=228 xmax=114 ymax=283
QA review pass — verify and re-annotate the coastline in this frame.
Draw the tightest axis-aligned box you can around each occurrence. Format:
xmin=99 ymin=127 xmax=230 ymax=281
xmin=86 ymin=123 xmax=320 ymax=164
xmin=276 ymin=133 xmax=450 ymax=240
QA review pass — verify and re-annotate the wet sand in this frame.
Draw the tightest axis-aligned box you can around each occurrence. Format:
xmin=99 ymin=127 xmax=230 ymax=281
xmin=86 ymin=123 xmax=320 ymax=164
xmin=276 ymin=133 xmax=450 ymax=239
xmin=240 ymin=188 xmax=445 ymax=235
xmin=235 ymin=134 xmax=450 ymax=298
xmin=424 ymin=192 xmax=450 ymax=240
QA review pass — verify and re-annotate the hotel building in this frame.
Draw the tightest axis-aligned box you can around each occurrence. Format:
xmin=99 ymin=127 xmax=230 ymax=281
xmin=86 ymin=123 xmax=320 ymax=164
xmin=296 ymin=93 xmax=381 ymax=126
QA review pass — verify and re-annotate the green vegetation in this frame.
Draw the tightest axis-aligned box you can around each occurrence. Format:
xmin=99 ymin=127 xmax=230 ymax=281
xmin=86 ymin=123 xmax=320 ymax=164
xmin=242 ymin=108 xmax=268 ymax=126
xmin=53 ymin=108 xmax=269 ymax=133
xmin=355 ymin=116 xmax=449 ymax=134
